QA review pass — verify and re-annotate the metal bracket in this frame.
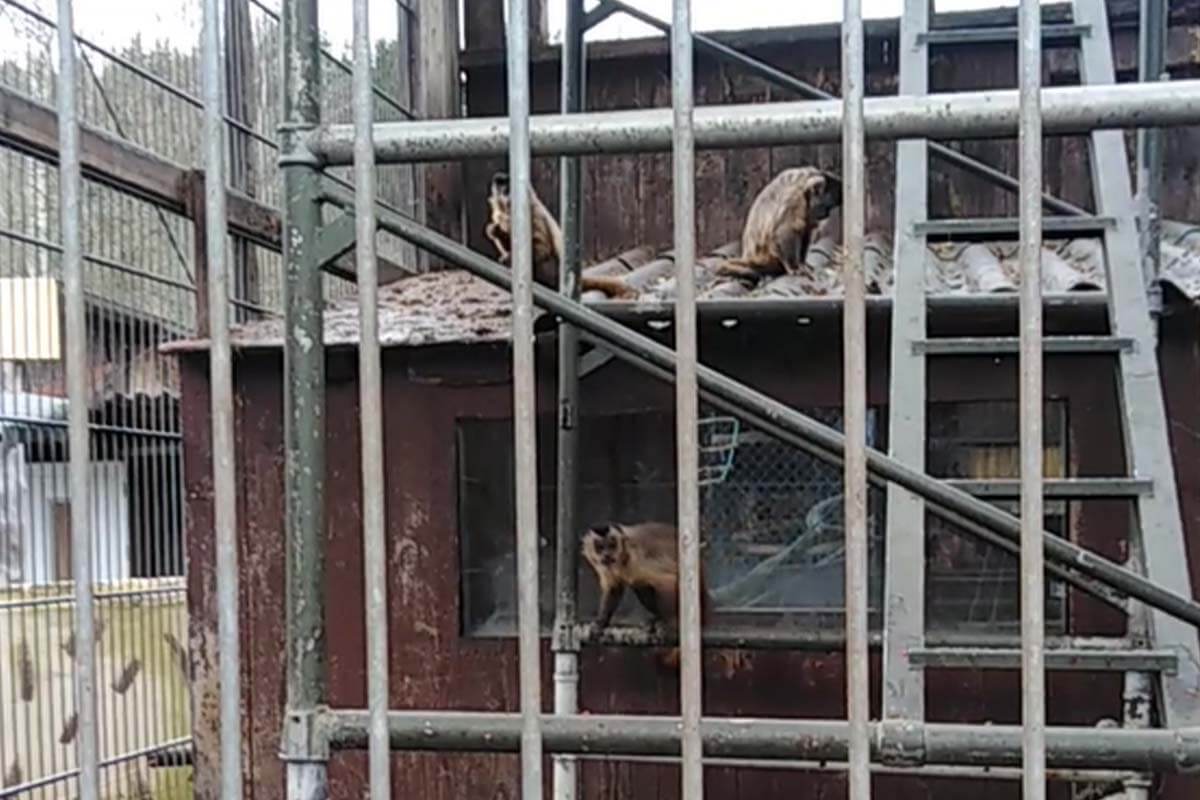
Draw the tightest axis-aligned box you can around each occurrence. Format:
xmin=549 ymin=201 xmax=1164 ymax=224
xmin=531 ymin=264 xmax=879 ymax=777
xmin=314 ymin=213 xmax=357 ymax=271
xmin=279 ymin=707 xmax=331 ymax=763
xmin=876 ymin=719 xmax=926 ymax=767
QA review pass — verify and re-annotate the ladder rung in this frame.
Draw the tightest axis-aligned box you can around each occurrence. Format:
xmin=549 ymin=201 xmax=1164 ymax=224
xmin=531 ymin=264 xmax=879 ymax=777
xmin=945 ymin=478 xmax=1153 ymax=498
xmin=916 ymin=216 xmax=1116 ymax=238
xmin=914 ymin=336 xmax=1134 ymax=355
xmin=918 ymin=24 xmax=1090 ymax=46
xmin=908 ymin=647 xmax=1178 ymax=673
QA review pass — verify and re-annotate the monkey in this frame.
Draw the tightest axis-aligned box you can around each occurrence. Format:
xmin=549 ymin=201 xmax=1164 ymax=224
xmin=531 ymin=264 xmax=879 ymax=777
xmin=581 ymin=521 xmax=714 ymax=671
xmin=716 ymin=165 xmax=843 ymax=289
xmin=484 ymin=172 xmax=639 ymax=299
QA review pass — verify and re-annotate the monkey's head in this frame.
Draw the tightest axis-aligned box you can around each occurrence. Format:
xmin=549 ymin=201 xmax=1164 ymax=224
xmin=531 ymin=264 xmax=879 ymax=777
xmin=801 ymin=168 xmax=842 ymax=226
xmin=489 ymin=171 xmax=511 ymax=207
xmin=582 ymin=523 xmax=628 ymax=569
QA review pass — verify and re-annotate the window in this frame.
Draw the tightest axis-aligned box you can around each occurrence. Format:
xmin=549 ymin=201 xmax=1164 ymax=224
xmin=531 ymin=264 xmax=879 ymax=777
xmin=457 ymin=405 xmax=886 ymax=637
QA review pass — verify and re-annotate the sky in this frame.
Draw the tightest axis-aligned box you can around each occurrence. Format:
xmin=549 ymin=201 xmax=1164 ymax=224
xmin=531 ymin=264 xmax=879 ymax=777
xmin=0 ymin=0 xmax=1054 ymax=57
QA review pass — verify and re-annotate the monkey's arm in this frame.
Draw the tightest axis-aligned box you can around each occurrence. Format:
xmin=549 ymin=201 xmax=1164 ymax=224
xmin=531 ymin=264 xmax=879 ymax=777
xmin=595 ymin=580 xmax=625 ymax=629
xmin=580 ymin=275 xmax=638 ymax=299
xmin=484 ymin=221 xmax=511 ymax=264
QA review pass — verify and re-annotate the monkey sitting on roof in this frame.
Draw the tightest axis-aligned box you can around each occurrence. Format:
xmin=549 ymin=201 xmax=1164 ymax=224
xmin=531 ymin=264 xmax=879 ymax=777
xmin=716 ymin=166 xmax=843 ymax=289
xmin=484 ymin=172 xmax=639 ymax=299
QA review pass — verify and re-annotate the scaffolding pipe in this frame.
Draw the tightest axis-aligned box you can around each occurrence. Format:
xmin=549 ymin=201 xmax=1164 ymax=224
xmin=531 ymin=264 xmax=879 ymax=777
xmin=552 ymin=2 xmax=586 ymax=799
xmin=1136 ymin=0 xmax=1167 ymax=320
xmin=201 ymin=0 xmax=242 ymax=798
xmin=323 ymin=710 xmax=1200 ymax=772
xmin=841 ymin=1 xmax=870 ymax=798
xmin=1018 ymin=0 xmax=1047 ymax=796
xmin=505 ymin=0 xmax=545 ymax=797
xmin=318 ymin=182 xmax=1200 ymax=632
xmin=597 ymin=0 xmax=1085 ymax=216
xmin=55 ymin=1 xmax=98 ymax=798
xmin=280 ymin=0 xmax=328 ymax=796
xmin=351 ymin=0 xmax=390 ymax=797
xmin=307 ymin=80 xmax=1200 ymax=164
xmin=670 ymin=0 xmax=704 ymax=797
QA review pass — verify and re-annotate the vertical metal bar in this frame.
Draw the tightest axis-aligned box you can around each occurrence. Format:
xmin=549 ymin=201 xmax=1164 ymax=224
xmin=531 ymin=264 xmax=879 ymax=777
xmin=670 ymin=0 xmax=703 ymax=798
xmin=841 ymin=1 xmax=870 ymax=799
xmin=280 ymin=0 xmax=327 ymax=796
xmin=202 ymin=0 xmax=243 ymax=796
xmin=504 ymin=0 xmax=544 ymax=796
xmin=1136 ymin=0 xmax=1167 ymax=323
xmin=881 ymin=0 xmax=928 ymax=725
xmin=1018 ymin=0 xmax=1047 ymax=797
xmin=553 ymin=2 xmax=586 ymax=799
xmin=55 ymin=1 xmax=98 ymax=797
xmin=352 ymin=0 xmax=391 ymax=797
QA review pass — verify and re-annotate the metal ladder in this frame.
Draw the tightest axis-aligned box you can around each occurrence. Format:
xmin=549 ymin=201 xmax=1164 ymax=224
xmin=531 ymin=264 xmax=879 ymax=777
xmin=882 ymin=0 xmax=1200 ymax=742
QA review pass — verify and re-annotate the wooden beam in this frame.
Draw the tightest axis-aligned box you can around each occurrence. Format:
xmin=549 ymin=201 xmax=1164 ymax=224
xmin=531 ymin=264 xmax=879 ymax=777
xmin=417 ymin=0 xmax=464 ymax=270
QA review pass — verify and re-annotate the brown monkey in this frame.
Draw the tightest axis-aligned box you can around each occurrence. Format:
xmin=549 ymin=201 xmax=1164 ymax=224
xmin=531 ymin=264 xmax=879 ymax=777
xmin=581 ymin=521 xmax=714 ymax=671
xmin=716 ymin=166 xmax=843 ymax=288
xmin=484 ymin=172 xmax=639 ymax=299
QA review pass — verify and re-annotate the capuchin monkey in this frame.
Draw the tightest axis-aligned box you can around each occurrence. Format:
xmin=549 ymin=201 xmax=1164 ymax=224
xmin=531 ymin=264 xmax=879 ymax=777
xmin=716 ymin=165 xmax=843 ymax=288
xmin=581 ymin=521 xmax=714 ymax=671
xmin=484 ymin=172 xmax=638 ymax=299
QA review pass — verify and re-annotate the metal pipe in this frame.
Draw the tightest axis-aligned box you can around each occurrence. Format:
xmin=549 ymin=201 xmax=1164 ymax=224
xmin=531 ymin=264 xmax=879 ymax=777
xmin=1136 ymin=0 xmax=1167 ymax=322
xmin=1121 ymin=668 xmax=1155 ymax=800
xmin=280 ymin=0 xmax=328 ymax=797
xmin=322 ymin=710 xmax=1200 ymax=772
xmin=1018 ymin=0 xmax=1046 ymax=796
xmin=669 ymin=0 xmax=703 ymax=797
xmin=351 ymin=0 xmax=390 ymax=797
xmin=308 ymin=80 xmax=1200 ymax=164
xmin=505 ymin=0 xmax=544 ymax=797
xmin=320 ymin=184 xmax=1200 ymax=630
xmin=552 ymin=2 xmax=586 ymax=799
xmin=600 ymin=0 xmax=1085 ymax=216
xmin=55 ymin=1 xmax=98 ymax=797
xmin=202 ymin=0 xmax=242 ymax=797
xmin=841 ymin=1 xmax=870 ymax=797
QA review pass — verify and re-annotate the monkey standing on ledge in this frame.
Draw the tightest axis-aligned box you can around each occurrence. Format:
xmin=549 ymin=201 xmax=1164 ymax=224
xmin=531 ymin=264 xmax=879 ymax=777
xmin=485 ymin=172 xmax=639 ymax=299
xmin=716 ymin=165 xmax=843 ymax=288
xmin=581 ymin=521 xmax=715 ymax=671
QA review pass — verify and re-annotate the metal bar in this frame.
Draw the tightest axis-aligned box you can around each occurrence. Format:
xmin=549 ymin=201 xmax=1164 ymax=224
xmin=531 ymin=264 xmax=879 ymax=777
xmin=280 ymin=0 xmax=329 ymax=796
xmin=913 ymin=336 xmax=1132 ymax=355
xmin=323 ymin=710 xmax=1200 ymax=771
xmin=309 ymin=81 xmax=1200 ymax=164
xmin=915 ymin=216 xmax=1114 ymax=236
xmin=842 ymin=1 xmax=870 ymax=797
xmin=599 ymin=0 xmax=1085 ymax=216
xmin=907 ymin=648 xmax=1178 ymax=673
xmin=1072 ymin=0 xmax=1200 ymax=729
xmin=351 ymin=0 xmax=390 ymax=797
xmin=670 ymin=0 xmax=703 ymax=795
xmin=1136 ymin=0 xmax=1168 ymax=322
xmin=0 ymin=736 xmax=192 ymax=799
xmin=598 ymin=293 xmax=1111 ymax=318
xmin=1018 ymin=0 xmax=1047 ymax=795
xmin=202 ymin=0 xmax=243 ymax=797
xmin=0 ymin=226 xmax=196 ymax=292
xmin=55 ymin=1 xmax=98 ymax=798
xmin=944 ymin=478 xmax=1152 ymax=498
xmin=505 ymin=0 xmax=544 ymax=797
xmin=882 ymin=0 xmax=929 ymax=727
xmin=917 ymin=24 xmax=1089 ymax=45
xmin=323 ymin=184 xmax=1200 ymax=629
xmin=552 ymin=1 xmax=586 ymax=799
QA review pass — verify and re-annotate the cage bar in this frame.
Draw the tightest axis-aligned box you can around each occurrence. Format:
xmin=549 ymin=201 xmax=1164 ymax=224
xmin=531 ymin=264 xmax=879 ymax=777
xmin=307 ymin=80 xmax=1200 ymax=164
xmin=504 ymin=0 xmax=545 ymax=797
xmin=841 ymin=0 xmax=871 ymax=797
xmin=1018 ymin=0 xmax=1047 ymax=795
xmin=54 ymin=1 xmax=99 ymax=797
xmin=1137 ymin=0 xmax=1168 ymax=318
xmin=351 ymin=0 xmax=391 ymax=797
xmin=201 ymin=0 xmax=242 ymax=797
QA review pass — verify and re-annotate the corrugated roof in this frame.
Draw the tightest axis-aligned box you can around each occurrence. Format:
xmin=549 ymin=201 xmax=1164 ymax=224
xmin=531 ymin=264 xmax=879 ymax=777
xmin=161 ymin=218 xmax=1200 ymax=354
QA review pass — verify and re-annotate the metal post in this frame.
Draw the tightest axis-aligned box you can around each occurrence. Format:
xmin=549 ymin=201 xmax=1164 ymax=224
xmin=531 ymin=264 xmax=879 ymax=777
xmin=55 ymin=1 xmax=98 ymax=798
xmin=553 ymin=2 xmax=586 ymax=799
xmin=670 ymin=0 xmax=703 ymax=797
xmin=505 ymin=0 xmax=545 ymax=796
xmin=841 ymin=1 xmax=870 ymax=798
xmin=280 ymin=0 xmax=328 ymax=796
xmin=202 ymin=0 xmax=242 ymax=797
xmin=352 ymin=0 xmax=391 ymax=797
xmin=1136 ymin=0 xmax=1167 ymax=321
xmin=1018 ymin=0 xmax=1046 ymax=796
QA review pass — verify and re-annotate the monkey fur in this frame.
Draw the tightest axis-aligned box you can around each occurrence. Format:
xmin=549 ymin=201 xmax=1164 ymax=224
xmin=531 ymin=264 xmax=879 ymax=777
xmin=716 ymin=166 xmax=843 ymax=288
xmin=484 ymin=172 xmax=638 ymax=299
xmin=581 ymin=521 xmax=714 ymax=671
